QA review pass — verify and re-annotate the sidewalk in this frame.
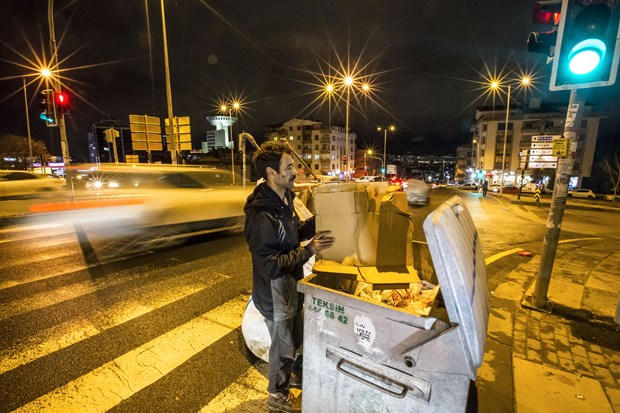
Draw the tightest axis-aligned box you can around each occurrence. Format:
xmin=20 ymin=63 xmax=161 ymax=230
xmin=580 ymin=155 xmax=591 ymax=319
xmin=481 ymin=238 xmax=620 ymax=413
xmin=504 ymin=192 xmax=620 ymax=213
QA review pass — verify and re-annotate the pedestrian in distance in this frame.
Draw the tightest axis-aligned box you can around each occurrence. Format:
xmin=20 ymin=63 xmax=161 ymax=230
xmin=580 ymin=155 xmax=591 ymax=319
xmin=482 ymin=179 xmax=488 ymax=197
xmin=244 ymin=141 xmax=335 ymax=413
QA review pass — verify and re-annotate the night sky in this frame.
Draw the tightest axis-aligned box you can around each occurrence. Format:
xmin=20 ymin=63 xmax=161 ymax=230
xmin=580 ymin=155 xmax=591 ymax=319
xmin=1 ymin=0 xmax=619 ymax=161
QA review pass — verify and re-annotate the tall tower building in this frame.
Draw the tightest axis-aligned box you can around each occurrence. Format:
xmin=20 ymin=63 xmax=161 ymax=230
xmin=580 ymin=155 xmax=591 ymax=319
xmin=204 ymin=115 xmax=237 ymax=153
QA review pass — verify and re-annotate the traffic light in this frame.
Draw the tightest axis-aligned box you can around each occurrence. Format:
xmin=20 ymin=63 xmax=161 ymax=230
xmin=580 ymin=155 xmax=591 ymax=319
xmin=54 ymin=91 xmax=69 ymax=113
xmin=528 ymin=1 xmax=563 ymax=56
xmin=550 ymin=0 xmax=620 ymax=90
xmin=38 ymin=89 xmax=57 ymax=127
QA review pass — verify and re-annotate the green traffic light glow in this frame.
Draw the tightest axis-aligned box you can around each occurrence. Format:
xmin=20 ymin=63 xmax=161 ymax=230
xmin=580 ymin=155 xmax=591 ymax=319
xmin=569 ymin=39 xmax=606 ymax=75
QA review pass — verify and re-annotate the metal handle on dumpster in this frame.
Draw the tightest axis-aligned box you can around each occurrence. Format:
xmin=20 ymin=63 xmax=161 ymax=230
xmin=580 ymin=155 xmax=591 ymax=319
xmin=336 ymin=358 xmax=411 ymax=399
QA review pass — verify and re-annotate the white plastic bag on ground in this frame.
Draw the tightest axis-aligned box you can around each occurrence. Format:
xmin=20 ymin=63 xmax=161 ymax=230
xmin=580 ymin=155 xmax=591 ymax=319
xmin=241 ymin=297 xmax=271 ymax=362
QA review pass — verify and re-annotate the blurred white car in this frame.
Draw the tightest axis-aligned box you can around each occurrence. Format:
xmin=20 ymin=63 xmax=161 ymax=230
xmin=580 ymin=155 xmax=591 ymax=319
xmin=603 ymin=194 xmax=619 ymax=201
xmin=404 ymin=179 xmax=430 ymax=205
xmin=568 ymin=188 xmax=595 ymax=199
xmin=29 ymin=166 xmax=252 ymax=243
xmin=0 ymin=170 xmax=66 ymax=198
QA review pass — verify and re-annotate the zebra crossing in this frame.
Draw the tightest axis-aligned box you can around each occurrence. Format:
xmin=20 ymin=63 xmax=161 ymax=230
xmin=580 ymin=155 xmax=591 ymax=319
xmin=0 ymin=222 xmax=267 ymax=413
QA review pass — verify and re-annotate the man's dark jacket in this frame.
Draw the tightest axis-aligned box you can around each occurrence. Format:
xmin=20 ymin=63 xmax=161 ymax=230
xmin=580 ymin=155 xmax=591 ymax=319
xmin=244 ymin=182 xmax=315 ymax=321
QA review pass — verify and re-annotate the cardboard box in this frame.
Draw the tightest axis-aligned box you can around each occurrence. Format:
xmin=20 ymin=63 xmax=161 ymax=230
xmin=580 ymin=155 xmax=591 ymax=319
xmin=314 ymin=183 xmax=413 ymax=268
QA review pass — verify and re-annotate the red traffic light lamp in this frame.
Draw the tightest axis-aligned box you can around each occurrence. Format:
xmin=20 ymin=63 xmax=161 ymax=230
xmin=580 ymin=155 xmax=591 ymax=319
xmin=528 ymin=1 xmax=563 ymax=56
xmin=54 ymin=91 xmax=69 ymax=113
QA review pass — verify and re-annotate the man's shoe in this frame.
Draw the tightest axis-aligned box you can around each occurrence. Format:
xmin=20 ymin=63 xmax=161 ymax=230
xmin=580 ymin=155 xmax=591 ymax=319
xmin=289 ymin=370 xmax=302 ymax=389
xmin=268 ymin=392 xmax=302 ymax=413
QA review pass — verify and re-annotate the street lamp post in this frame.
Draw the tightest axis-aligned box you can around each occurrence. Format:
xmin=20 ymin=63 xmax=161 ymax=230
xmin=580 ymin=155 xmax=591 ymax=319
xmin=344 ymin=76 xmax=353 ymax=180
xmin=377 ymin=125 xmax=395 ymax=180
xmin=220 ymin=102 xmax=240 ymax=184
xmin=499 ymin=84 xmax=512 ymax=195
xmin=366 ymin=151 xmax=384 ymax=176
xmin=160 ymin=0 xmax=178 ymax=165
xmin=22 ymin=77 xmax=32 ymax=159
xmin=490 ymin=77 xmax=530 ymax=195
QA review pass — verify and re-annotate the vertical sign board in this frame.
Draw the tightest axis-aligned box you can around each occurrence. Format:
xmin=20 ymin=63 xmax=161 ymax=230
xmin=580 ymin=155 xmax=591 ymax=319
xmin=529 ymin=135 xmax=560 ymax=169
xmin=129 ymin=115 xmax=163 ymax=151
xmin=165 ymin=116 xmax=192 ymax=151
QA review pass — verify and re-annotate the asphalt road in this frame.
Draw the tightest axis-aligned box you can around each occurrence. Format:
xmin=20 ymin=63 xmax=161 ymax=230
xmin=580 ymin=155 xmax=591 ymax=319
xmin=0 ymin=188 xmax=618 ymax=412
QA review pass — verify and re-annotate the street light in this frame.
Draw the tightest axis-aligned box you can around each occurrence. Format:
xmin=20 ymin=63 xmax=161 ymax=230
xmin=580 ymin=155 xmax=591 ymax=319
xmin=344 ymin=75 xmax=353 ymax=180
xmin=490 ymin=76 xmax=530 ymax=195
xmin=366 ymin=149 xmax=384 ymax=176
xmin=377 ymin=125 xmax=395 ymax=180
xmin=22 ymin=77 xmax=33 ymax=159
xmin=219 ymin=101 xmax=241 ymax=184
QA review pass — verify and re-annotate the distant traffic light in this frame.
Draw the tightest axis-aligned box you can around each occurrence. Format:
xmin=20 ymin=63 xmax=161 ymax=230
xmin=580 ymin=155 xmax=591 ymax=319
xmin=39 ymin=89 xmax=57 ymax=127
xmin=550 ymin=0 xmax=620 ymax=90
xmin=54 ymin=91 xmax=70 ymax=113
xmin=528 ymin=1 xmax=563 ymax=56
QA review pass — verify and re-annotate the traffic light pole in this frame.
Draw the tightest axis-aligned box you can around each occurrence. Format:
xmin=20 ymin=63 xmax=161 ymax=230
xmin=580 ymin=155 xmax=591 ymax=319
xmin=48 ymin=0 xmax=71 ymax=167
xmin=526 ymin=88 xmax=585 ymax=310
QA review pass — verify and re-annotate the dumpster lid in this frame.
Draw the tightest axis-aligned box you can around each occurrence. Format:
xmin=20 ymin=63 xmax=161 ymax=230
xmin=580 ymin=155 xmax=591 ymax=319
xmin=422 ymin=196 xmax=489 ymax=375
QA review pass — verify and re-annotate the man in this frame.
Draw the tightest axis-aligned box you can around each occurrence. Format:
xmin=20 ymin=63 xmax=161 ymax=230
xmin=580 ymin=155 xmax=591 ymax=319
xmin=244 ymin=141 xmax=335 ymax=413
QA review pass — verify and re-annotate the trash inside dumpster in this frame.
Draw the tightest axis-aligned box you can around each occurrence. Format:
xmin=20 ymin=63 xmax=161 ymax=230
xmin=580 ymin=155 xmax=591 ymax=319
xmin=298 ymin=195 xmax=489 ymax=412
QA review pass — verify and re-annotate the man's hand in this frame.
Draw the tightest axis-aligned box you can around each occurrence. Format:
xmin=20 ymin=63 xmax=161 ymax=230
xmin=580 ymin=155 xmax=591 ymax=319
xmin=308 ymin=230 xmax=335 ymax=255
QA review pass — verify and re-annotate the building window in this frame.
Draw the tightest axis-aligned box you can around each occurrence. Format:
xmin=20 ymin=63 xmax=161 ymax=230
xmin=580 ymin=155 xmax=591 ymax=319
xmin=314 ymin=164 xmax=319 ymax=170
xmin=314 ymin=145 xmax=319 ymax=150
xmin=298 ymin=145 xmax=301 ymax=150
xmin=314 ymin=154 xmax=319 ymax=160
xmin=545 ymin=121 xmax=554 ymax=129
xmin=297 ymin=126 xmax=301 ymax=130
xmin=289 ymin=126 xmax=293 ymax=131
xmin=298 ymin=164 xmax=302 ymax=169
xmin=498 ymin=122 xmax=513 ymax=130
xmin=289 ymin=136 xmax=294 ymax=141
xmin=314 ymin=135 xmax=319 ymax=140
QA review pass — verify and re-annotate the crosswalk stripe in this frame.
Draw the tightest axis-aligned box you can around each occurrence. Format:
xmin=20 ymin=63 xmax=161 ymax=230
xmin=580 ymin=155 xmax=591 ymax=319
xmin=0 ymin=270 xmax=230 ymax=375
xmin=198 ymin=366 xmax=269 ymax=412
xmin=12 ymin=294 xmax=249 ymax=413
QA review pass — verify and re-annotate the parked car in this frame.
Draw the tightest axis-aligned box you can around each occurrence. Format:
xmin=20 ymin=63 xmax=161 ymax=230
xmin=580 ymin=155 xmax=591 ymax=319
xmin=501 ymin=185 xmax=519 ymax=194
xmin=355 ymin=175 xmax=380 ymax=182
xmin=0 ymin=170 xmax=66 ymax=198
xmin=568 ymin=188 xmax=595 ymax=199
xmin=460 ymin=182 xmax=479 ymax=190
xmin=489 ymin=184 xmax=502 ymax=193
xmin=603 ymin=194 xmax=620 ymax=201
xmin=404 ymin=179 xmax=430 ymax=205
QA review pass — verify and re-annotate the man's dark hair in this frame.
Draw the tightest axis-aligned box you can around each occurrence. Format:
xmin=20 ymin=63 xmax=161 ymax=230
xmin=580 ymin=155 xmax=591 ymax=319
xmin=253 ymin=140 xmax=293 ymax=180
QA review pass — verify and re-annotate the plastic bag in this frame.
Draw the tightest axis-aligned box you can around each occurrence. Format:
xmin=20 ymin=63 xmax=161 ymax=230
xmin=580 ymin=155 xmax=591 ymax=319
xmin=241 ymin=297 xmax=271 ymax=362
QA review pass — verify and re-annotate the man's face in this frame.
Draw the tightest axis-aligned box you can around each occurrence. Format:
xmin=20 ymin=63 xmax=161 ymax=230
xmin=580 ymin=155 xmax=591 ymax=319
xmin=272 ymin=153 xmax=297 ymax=191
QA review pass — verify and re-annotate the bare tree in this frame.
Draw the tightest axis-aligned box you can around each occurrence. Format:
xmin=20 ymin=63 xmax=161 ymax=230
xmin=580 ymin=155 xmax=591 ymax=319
xmin=602 ymin=154 xmax=620 ymax=203
xmin=0 ymin=134 xmax=48 ymax=170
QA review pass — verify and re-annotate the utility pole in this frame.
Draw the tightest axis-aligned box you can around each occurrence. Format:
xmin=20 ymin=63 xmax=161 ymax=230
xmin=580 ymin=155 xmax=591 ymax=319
xmin=526 ymin=89 xmax=584 ymax=310
xmin=160 ymin=0 xmax=177 ymax=164
xmin=48 ymin=0 xmax=70 ymax=167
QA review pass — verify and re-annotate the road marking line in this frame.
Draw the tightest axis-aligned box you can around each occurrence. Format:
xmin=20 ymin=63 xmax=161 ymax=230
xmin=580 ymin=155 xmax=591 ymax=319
xmin=485 ymin=248 xmax=524 ymax=265
xmin=485 ymin=238 xmax=604 ymax=265
xmin=558 ymin=237 xmax=602 ymax=244
xmin=13 ymin=294 xmax=249 ymax=413
xmin=0 ymin=271 xmax=229 ymax=375
xmin=198 ymin=366 xmax=268 ymax=412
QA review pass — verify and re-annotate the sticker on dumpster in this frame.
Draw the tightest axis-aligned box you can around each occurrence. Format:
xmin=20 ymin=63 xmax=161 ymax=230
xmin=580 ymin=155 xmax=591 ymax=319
xmin=308 ymin=297 xmax=349 ymax=325
xmin=353 ymin=314 xmax=376 ymax=348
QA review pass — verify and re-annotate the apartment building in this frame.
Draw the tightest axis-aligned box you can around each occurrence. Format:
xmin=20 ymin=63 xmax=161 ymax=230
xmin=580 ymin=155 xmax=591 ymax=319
xmin=264 ymin=118 xmax=357 ymax=177
xmin=471 ymin=98 xmax=604 ymax=188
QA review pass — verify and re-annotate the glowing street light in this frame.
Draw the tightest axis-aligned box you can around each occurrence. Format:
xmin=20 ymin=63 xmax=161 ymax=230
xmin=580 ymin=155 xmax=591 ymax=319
xmin=377 ymin=125 xmax=395 ymax=180
xmin=219 ymin=100 xmax=242 ymax=184
xmin=489 ymin=76 xmax=531 ymax=195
